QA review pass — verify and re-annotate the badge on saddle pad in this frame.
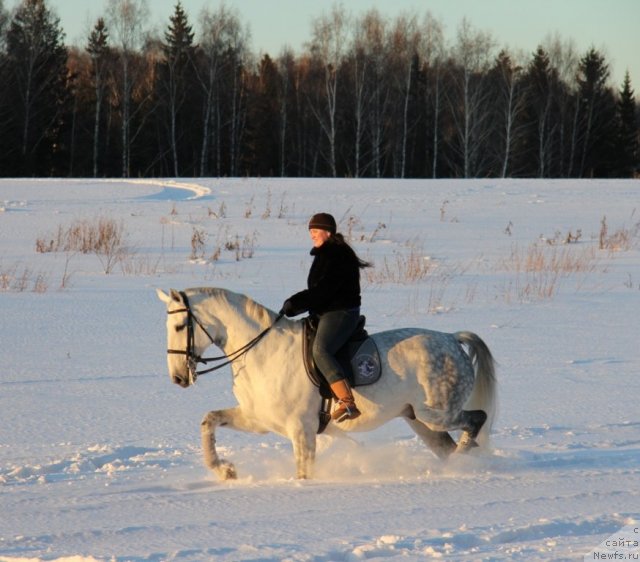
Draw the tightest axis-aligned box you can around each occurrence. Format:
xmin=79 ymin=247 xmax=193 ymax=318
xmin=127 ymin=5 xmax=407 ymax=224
xmin=351 ymin=337 xmax=381 ymax=386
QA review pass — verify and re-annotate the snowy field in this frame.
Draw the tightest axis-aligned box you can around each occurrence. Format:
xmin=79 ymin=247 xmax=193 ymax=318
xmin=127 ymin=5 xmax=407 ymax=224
xmin=1 ymin=177 xmax=639 ymax=561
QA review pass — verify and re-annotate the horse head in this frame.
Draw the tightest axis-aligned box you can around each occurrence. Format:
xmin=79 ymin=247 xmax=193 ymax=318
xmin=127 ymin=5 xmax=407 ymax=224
xmin=157 ymin=288 xmax=201 ymax=388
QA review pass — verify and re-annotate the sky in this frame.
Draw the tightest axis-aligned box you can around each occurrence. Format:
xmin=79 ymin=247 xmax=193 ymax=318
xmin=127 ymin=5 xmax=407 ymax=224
xmin=12 ymin=0 xmax=640 ymax=88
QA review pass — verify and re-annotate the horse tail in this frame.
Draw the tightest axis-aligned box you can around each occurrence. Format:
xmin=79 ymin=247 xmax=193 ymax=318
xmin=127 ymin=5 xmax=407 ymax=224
xmin=455 ymin=331 xmax=498 ymax=447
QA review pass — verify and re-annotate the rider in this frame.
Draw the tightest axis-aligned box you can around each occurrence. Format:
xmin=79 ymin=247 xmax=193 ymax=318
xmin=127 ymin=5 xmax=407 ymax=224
xmin=281 ymin=213 xmax=371 ymax=422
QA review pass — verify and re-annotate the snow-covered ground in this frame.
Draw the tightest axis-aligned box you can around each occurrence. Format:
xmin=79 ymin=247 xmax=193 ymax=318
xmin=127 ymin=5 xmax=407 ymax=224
xmin=1 ymin=177 xmax=638 ymax=562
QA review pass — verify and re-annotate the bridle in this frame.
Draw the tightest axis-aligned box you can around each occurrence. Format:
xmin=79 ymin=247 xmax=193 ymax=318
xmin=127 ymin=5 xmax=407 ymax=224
xmin=166 ymin=291 xmax=283 ymax=384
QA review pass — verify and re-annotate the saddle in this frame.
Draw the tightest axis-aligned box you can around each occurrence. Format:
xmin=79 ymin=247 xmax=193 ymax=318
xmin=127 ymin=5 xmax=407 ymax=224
xmin=302 ymin=315 xmax=382 ymax=432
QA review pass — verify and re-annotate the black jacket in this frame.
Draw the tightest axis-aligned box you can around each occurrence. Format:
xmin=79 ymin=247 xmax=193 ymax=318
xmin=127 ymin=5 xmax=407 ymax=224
xmin=285 ymin=239 xmax=362 ymax=316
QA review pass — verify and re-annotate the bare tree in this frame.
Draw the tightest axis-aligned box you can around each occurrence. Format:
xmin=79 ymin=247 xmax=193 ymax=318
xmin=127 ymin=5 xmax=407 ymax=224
xmin=276 ymin=48 xmax=295 ymax=176
xmin=309 ymin=4 xmax=349 ymax=177
xmin=360 ymin=9 xmax=389 ymax=178
xmin=388 ymin=13 xmax=420 ymax=178
xmin=350 ymin=12 xmax=369 ymax=177
xmin=449 ymin=18 xmax=494 ymax=177
xmin=418 ymin=12 xmax=445 ymax=178
xmin=196 ymin=4 xmax=245 ymax=176
xmin=106 ymin=0 xmax=149 ymax=177
xmin=226 ymin=21 xmax=250 ymax=176
xmin=545 ymin=34 xmax=579 ymax=177
xmin=488 ymin=50 xmax=527 ymax=177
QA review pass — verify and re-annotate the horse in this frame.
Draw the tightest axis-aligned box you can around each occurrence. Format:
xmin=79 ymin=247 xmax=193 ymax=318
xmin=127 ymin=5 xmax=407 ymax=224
xmin=156 ymin=287 xmax=497 ymax=480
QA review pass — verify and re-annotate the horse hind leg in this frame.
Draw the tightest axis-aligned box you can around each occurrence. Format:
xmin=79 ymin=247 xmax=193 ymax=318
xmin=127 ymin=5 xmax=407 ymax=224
xmin=403 ymin=406 xmax=456 ymax=460
xmin=455 ymin=410 xmax=488 ymax=453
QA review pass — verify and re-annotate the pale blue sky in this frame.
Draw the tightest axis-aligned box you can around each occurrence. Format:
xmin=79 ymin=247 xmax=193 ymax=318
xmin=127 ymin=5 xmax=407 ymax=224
xmin=17 ymin=0 xmax=640 ymax=88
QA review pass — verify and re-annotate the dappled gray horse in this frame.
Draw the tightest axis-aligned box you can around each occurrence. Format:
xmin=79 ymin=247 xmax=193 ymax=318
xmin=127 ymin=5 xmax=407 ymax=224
xmin=157 ymin=287 xmax=497 ymax=480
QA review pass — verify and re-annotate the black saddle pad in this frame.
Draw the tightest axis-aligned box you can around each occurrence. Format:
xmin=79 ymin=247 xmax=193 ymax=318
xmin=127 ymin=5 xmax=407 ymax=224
xmin=302 ymin=315 xmax=382 ymax=398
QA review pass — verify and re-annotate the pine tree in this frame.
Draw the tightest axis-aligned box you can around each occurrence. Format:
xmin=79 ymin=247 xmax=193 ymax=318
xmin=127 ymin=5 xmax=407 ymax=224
xmin=615 ymin=71 xmax=639 ymax=177
xmin=159 ymin=2 xmax=197 ymax=176
xmin=87 ymin=18 xmax=110 ymax=178
xmin=521 ymin=47 xmax=558 ymax=177
xmin=575 ymin=48 xmax=617 ymax=177
xmin=2 ymin=0 xmax=69 ymax=175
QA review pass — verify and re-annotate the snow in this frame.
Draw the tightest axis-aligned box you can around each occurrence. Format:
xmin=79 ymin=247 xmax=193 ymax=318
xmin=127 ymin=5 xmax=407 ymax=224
xmin=1 ymin=177 xmax=639 ymax=561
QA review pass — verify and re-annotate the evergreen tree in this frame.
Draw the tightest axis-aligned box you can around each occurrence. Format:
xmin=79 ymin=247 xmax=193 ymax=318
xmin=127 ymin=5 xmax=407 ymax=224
xmin=244 ymin=54 xmax=281 ymax=176
xmin=520 ymin=48 xmax=560 ymax=177
xmin=159 ymin=2 xmax=198 ymax=176
xmin=575 ymin=48 xmax=617 ymax=177
xmin=615 ymin=71 xmax=639 ymax=177
xmin=1 ymin=0 xmax=69 ymax=175
xmin=87 ymin=17 xmax=110 ymax=177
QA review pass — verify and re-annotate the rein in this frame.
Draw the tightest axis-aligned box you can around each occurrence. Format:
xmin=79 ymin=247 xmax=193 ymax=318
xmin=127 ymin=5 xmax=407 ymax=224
xmin=167 ymin=291 xmax=283 ymax=383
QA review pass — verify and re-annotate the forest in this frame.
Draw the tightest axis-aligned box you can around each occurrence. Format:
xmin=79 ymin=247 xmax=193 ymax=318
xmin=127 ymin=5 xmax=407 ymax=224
xmin=0 ymin=0 xmax=638 ymax=179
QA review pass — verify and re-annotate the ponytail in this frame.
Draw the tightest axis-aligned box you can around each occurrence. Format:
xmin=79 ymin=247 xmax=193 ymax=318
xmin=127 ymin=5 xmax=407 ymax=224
xmin=332 ymin=232 xmax=372 ymax=269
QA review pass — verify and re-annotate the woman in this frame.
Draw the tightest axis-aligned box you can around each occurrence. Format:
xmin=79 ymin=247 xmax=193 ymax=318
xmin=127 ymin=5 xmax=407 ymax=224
xmin=281 ymin=213 xmax=371 ymax=422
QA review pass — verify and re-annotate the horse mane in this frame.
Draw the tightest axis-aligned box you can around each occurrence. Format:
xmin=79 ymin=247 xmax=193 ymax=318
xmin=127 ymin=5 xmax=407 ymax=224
xmin=188 ymin=287 xmax=276 ymax=329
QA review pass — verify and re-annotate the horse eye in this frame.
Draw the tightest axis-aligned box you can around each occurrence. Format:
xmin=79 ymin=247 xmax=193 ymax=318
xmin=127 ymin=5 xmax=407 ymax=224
xmin=175 ymin=323 xmax=186 ymax=333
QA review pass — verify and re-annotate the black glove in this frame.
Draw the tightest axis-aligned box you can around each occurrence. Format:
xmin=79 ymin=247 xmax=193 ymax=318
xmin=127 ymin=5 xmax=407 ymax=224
xmin=281 ymin=299 xmax=297 ymax=317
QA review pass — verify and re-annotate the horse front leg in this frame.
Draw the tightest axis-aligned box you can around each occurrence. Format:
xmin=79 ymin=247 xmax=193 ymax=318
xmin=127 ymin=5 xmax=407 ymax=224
xmin=289 ymin=421 xmax=317 ymax=479
xmin=200 ymin=407 xmax=264 ymax=480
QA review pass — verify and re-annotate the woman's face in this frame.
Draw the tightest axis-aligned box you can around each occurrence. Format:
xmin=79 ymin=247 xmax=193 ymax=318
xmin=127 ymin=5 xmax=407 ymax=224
xmin=309 ymin=228 xmax=331 ymax=248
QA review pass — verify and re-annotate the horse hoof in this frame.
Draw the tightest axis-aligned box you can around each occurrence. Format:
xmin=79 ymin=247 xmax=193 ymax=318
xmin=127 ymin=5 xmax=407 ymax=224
xmin=215 ymin=460 xmax=237 ymax=480
xmin=455 ymin=435 xmax=479 ymax=454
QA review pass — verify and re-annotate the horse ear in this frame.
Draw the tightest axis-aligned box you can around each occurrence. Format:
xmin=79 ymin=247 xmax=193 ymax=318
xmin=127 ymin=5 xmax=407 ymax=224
xmin=169 ymin=289 xmax=184 ymax=303
xmin=156 ymin=288 xmax=171 ymax=304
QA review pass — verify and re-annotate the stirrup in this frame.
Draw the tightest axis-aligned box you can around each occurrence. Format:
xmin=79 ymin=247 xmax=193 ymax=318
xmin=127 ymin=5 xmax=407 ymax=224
xmin=332 ymin=400 xmax=361 ymax=422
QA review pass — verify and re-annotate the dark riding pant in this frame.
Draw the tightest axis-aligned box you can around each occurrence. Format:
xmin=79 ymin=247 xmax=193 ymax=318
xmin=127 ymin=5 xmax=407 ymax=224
xmin=312 ymin=308 xmax=360 ymax=384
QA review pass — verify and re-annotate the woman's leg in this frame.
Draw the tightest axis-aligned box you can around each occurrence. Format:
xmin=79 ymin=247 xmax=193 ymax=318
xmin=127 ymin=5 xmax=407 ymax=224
xmin=312 ymin=309 xmax=361 ymax=421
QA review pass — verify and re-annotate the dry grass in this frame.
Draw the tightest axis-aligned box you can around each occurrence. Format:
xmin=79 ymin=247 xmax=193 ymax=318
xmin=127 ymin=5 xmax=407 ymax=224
xmin=365 ymin=239 xmax=434 ymax=284
xmin=36 ymin=216 xmax=129 ymax=274
xmin=0 ymin=262 xmax=50 ymax=293
xmin=500 ymin=241 xmax=600 ymax=301
xmin=599 ymin=215 xmax=640 ymax=251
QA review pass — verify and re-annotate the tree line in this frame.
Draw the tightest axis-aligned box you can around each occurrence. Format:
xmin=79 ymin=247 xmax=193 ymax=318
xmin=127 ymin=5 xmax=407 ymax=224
xmin=0 ymin=0 xmax=638 ymax=179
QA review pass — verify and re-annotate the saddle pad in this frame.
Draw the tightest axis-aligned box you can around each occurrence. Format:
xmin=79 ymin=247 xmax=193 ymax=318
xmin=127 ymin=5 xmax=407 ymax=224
xmin=350 ymin=337 xmax=381 ymax=386
xmin=302 ymin=316 xmax=381 ymax=392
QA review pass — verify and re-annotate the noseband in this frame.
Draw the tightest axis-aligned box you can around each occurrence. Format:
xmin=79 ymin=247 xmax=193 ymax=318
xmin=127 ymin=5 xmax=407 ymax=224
xmin=166 ymin=291 xmax=283 ymax=384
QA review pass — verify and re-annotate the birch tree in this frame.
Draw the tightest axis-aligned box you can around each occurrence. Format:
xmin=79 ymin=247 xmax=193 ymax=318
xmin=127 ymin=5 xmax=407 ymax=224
xmin=309 ymin=4 xmax=349 ymax=177
xmin=196 ymin=4 xmax=243 ymax=176
xmin=276 ymin=48 xmax=295 ymax=176
xmin=545 ymin=34 xmax=578 ymax=176
xmin=360 ymin=9 xmax=389 ymax=178
xmin=487 ymin=50 xmax=526 ymax=177
xmin=350 ymin=12 xmax=370 ymax=177
xmin=106 ymin=0 xmax=149 ymax=177
xmin=418 ymin=12 xmax=445 ymax=178
xmin=388 ymin=14 xmax=420 ymax=178
xmin=449 ymin=19 xmax=494 ymax=177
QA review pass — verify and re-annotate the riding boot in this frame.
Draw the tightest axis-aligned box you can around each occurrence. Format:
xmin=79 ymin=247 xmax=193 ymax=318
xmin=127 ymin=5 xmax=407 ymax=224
xmin=329 ymin=379 xmax=361 ymax=422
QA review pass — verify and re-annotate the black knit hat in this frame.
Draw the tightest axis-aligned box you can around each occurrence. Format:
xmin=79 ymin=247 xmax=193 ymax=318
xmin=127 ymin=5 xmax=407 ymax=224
xmin=308 ymin=213 xmax=336 ymax=234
